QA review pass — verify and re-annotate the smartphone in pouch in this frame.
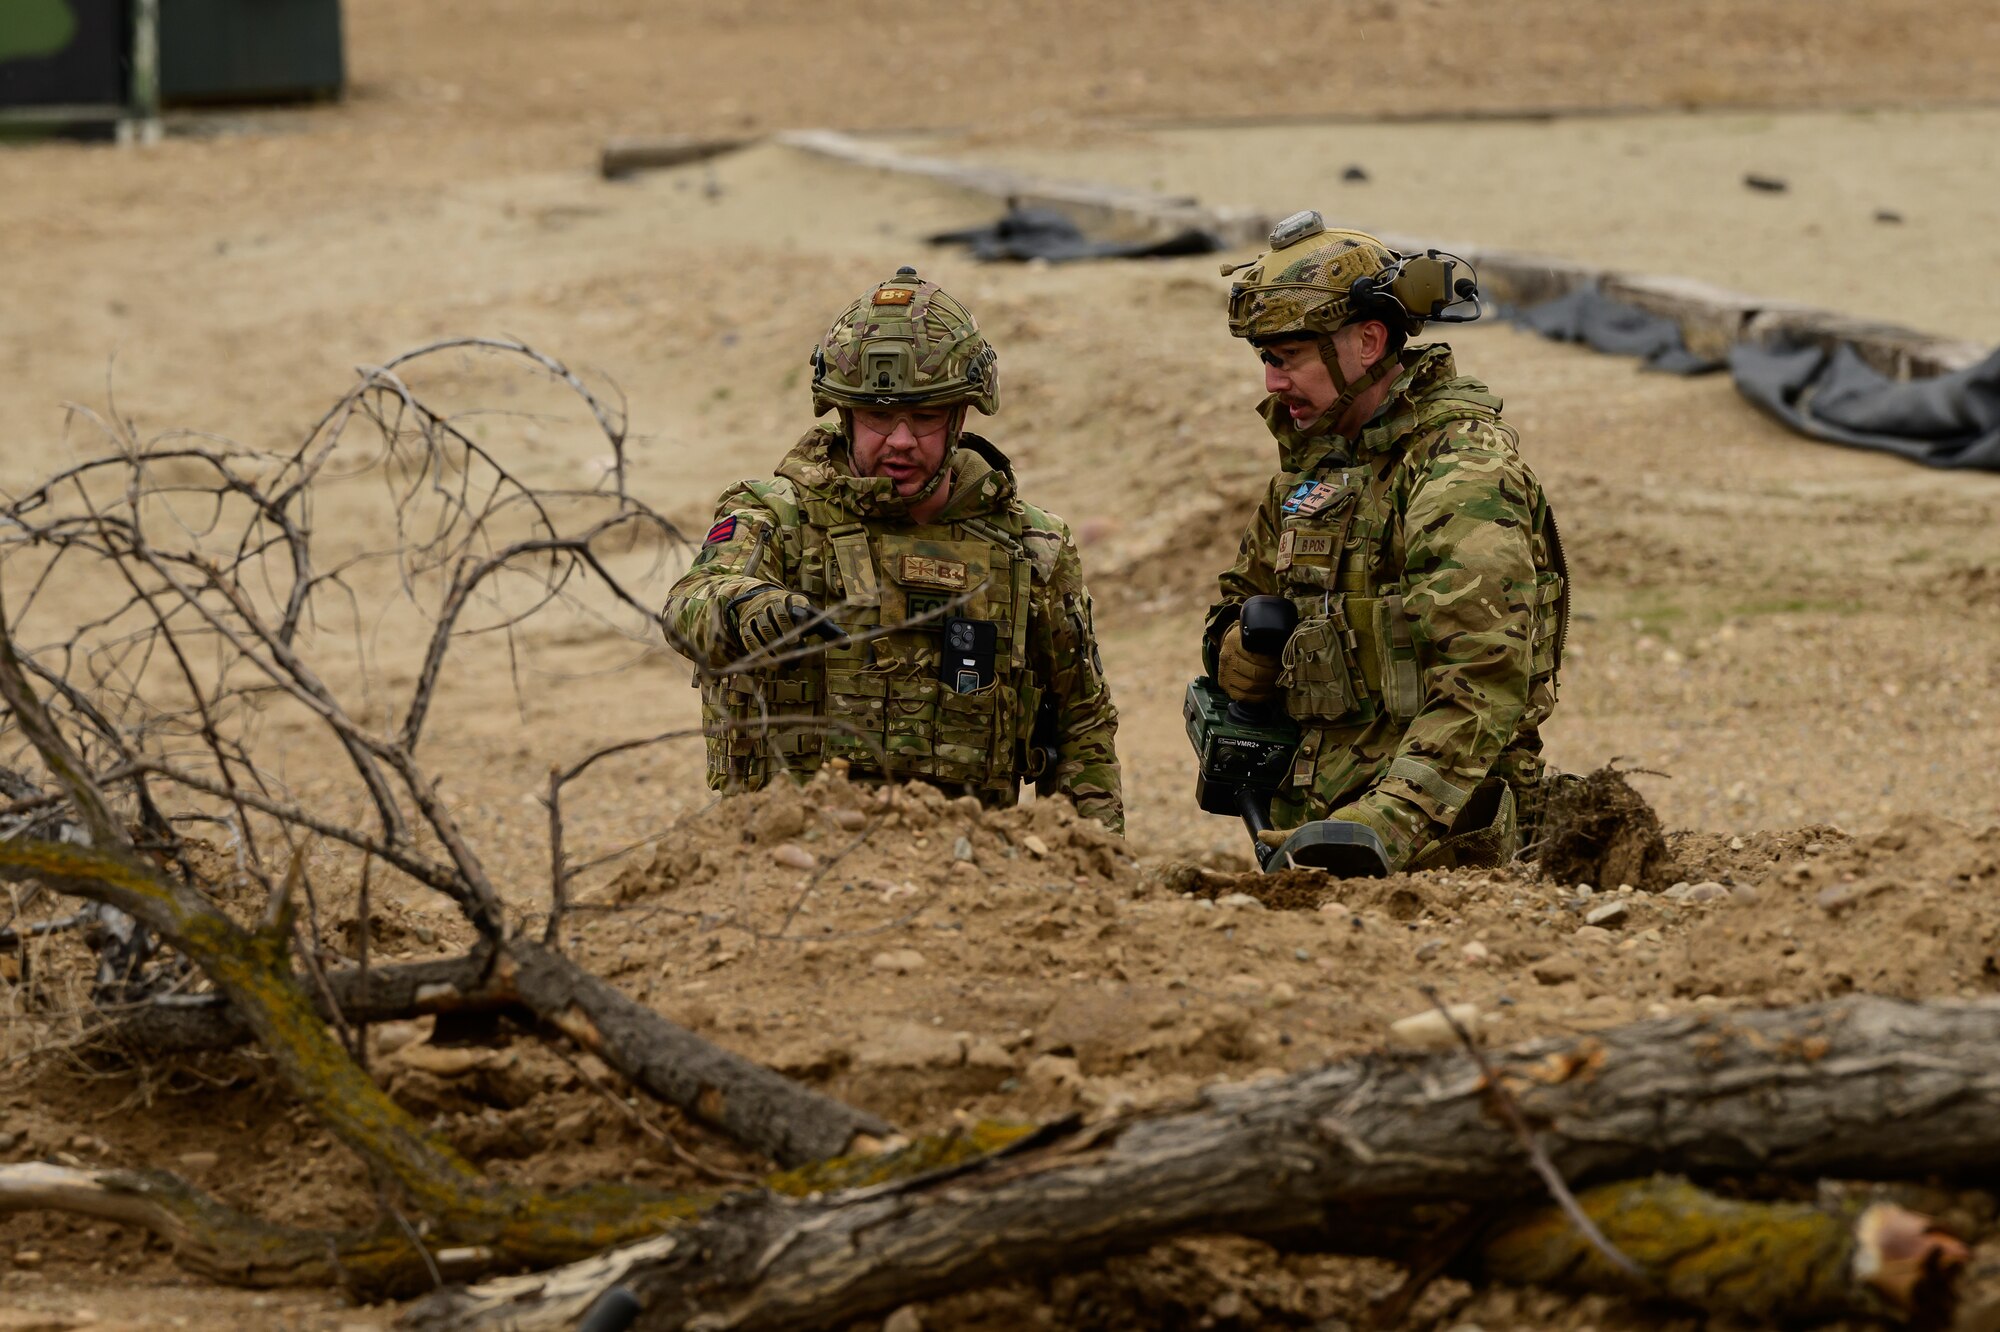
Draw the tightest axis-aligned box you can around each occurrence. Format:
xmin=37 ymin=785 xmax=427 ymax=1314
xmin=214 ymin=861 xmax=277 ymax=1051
xmin=940 ymin=618 xmax=997 ymax=693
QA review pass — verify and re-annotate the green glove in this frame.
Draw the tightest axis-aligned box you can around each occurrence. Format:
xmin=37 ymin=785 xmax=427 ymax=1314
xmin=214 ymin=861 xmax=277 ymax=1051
xmin=729 ymin=585 xmax=842 ymax=656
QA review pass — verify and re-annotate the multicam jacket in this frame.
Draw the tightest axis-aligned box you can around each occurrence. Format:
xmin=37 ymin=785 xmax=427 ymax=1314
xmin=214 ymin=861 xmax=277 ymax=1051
xmin=1204 ymin=344 xmax=1566 ymax=866
xmin=664 ymin=426 xmax=1123 ymax=834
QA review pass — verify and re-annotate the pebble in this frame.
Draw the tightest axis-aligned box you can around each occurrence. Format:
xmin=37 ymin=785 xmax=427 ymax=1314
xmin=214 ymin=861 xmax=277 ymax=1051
xmin=11 ymin=1250 xmax=42 ymax=1269
xmin=1584 ymin=900 xmax=1629 ymax=928
xmin=1215 ymin=892 xmax=1265 ymax=911
xmin=952 ymin=835 xmax=974 ymax=862
xmin=1816 ymin=879 xmax=1892 ymax=912
xmin=1293 ymin=947 xmax=1312 ymax=962
xmin=1730 ymin=882 xmax=1761 ymax=906
xmin=883 ymin=1306 xmax=925 ymax=1332
xmin=0 ymin=1131 xmax=20 ymax=1152
xmin=393 ymin=1044 xmax=489 ymax=1077
xmin=1532 ymin=956 xmax=1579 ymax=985
xmin=1729 ymin=836 xmax=1747 ymax=851
xmin=870 ymin=949 xmax=928 ymax=975
xmin=1573 ymin=925 xmax=1615 ymax=944
xmin=1685 ymin=881 xmax=1729 ymax=902
xmin=176 ymin=1151 xmax=220 ymax=1171
xmin=1022 ymin=834 xmax=1050 ymax=859
xmin=1268 ymin=981 xmax=1299 ymax=1007
xmin=829 ymin=808 xmax=868 ymax=832
xmin=752 ymin=801 xmax=808 ymax=842
xmin=1663 ymin=881 xmax=1693 ymax=901
xmin=1413 ymin=939 xmax=1443 ymax=962
xmin=1389 ymin=1003 xmax=1482 ymax=1050
xmin=771 ymin=843 xmax=817 ymax=871
xmin=1462 ymin=940 xmax=1490 ymax=964
xmin=376 ymin=1012 xmax=426 ymax=1056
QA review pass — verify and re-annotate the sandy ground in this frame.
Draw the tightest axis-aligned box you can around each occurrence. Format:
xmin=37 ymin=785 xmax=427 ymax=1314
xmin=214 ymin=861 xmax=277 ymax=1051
xmin=914 ymin=107 xmax=2000 ymax=346
xmin=4 ymin=1 xmax=2000 ymax=1327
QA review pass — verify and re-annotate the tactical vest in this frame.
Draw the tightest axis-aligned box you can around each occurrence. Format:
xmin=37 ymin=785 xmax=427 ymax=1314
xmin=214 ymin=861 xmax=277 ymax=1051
xmin=1270 ymin=379 xmax=1567 ymax=783
xmin=703 ymin=481 xmax=1050 ymax=804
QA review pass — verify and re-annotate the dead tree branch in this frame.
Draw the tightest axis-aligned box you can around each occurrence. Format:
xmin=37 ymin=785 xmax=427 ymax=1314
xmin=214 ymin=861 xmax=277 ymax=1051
xmin=405 ymin=994 xmax=2000 ymax=1330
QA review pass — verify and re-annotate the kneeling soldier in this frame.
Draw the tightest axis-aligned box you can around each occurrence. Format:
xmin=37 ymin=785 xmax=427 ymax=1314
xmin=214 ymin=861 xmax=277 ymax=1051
xmin=663 ymin=268 xmax=1123 ymax=834
xmin=1206 ymin=212 xmax=1568 ymax=871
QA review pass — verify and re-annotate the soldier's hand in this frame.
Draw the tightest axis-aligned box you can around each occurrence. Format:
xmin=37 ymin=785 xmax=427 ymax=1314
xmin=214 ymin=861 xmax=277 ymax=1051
xmin=1217 ymin=623 xmax=1281 ymax=704
xmin=731 ymin=586 xmax=843 ymax=656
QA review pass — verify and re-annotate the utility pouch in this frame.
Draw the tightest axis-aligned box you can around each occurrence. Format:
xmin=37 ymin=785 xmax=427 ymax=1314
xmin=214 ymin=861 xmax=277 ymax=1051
xmin=1279 ymin=615 xmax=1360 ymax=723
xmin=1375 ymin=594 xmax=1424 ymax=720
xmin=826 ymin=524 xmax=880 ymax=609
xmin=1529 ymin=570 xmax=1565 ymax=679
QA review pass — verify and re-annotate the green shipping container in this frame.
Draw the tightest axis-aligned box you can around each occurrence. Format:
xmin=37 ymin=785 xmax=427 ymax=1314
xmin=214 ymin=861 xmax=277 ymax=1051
xmin=159 ymin=0 xmax=343 ymax=104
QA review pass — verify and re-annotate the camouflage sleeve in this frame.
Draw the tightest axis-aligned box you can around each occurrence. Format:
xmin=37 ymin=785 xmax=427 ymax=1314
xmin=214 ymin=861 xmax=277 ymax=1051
xmin=1030 ymin=520 xmax=1124 ymax=836
xmin=1202 ymin=480 xmax=1286 ymax=678
xmin=660 ymin=484 xmax=791 ymax=672
xmin=1369 ymin=421 xmax=1538 ymax=833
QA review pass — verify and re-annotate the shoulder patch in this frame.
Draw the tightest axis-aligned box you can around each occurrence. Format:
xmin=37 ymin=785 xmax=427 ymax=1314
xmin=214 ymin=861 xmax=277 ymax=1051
xmin=705 ymin=516 xmax=738 ymax=546
xmin=1282 ymin=477 xmax=1351 ymax=516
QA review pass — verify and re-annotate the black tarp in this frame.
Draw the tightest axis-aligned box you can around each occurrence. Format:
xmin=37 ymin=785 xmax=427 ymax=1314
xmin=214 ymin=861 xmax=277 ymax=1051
xmin=1505 ymin=286 xmax=1720 ymax=376
xmin=1731 ymin=339 xmax=2000 ymax=470
xmin=929 ymin=206 xmax=1223 ymax=263
xmin=1510 ymin=287 xmax=2000 ymax=471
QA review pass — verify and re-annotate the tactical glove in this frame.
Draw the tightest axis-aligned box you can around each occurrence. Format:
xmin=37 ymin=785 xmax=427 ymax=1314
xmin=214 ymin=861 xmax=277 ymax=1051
xmin=1216 ymin=623 xmax=1282 ymax=705
xmin=730 ymin=586 xmax=843 ymax=657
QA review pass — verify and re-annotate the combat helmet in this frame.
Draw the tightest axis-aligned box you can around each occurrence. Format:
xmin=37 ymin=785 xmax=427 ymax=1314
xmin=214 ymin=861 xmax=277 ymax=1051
xmin=811 ymin=267 xmax=999 ymax=417
xmin=1224 ymin=210 xmax=1479 ymax=344
xmin=1224 ymin=210 xmax=1480 ymax=432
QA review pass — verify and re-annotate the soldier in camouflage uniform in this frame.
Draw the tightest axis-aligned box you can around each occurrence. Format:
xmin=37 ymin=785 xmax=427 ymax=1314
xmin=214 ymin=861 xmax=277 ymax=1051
xmin=1204 ymin=212 xmax=1567 ymax=871
xmin=663 ymin=267 xmax=1123 ymax=834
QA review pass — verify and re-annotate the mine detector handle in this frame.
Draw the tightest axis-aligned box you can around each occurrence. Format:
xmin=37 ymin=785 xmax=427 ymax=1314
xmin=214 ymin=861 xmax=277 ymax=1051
xmin=1187 ymin=593 xmax=1298 ymax=842
xmin=1186 ymin=595 xmax=1393 ymax=878
xmin=1236 ymin=593 xmax=1295 ymax=658
xmin=1225 ymin=595 xmax=1296 ymax=837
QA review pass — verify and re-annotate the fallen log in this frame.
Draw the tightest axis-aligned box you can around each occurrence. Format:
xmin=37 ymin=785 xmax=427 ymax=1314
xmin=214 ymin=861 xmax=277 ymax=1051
xmin=1476 ymin=1176 xmax=1966 ymax=1324
xmin=99 ymin=951 xmax=517 ymax=1053
xmin=94 ymin=941 xmax=893 ymax=1167
xmin=405 ymin=995 xmax=2000 ymax=1330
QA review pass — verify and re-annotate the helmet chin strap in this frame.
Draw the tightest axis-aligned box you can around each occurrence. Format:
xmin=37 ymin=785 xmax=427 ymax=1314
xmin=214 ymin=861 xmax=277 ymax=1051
xmin=1311 ymin=328 xmax=1401 ymax=436
xmin=838 ymin=406 xmax=964 ymax=516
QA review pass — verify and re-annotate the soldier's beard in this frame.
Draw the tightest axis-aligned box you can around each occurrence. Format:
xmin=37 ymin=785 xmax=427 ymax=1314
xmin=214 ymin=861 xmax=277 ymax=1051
xmin=838 ymin=408 xmax=961 ymax=517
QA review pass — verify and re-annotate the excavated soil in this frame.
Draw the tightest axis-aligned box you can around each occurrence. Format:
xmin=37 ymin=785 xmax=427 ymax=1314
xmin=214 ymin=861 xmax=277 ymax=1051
xmin=5 ymin=2 xmax=2000 ymax=1328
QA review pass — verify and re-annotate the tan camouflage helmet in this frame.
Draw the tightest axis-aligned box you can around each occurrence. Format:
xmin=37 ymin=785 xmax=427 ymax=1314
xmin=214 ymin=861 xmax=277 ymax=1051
xmin=810 ymin=267 xmax=1000 ymax=417
xmin=1225 ymin=210 xmax=1477 ymax=343
xmin=1224 ymin=212 xmax=1404 ymax=342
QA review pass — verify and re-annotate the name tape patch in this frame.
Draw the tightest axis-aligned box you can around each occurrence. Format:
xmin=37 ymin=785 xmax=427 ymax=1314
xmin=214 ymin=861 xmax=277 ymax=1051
xmin=897 ymin=554 xmax=968 ymax=590
xmin=1277 ymin=530 xmax=1335 ymax=560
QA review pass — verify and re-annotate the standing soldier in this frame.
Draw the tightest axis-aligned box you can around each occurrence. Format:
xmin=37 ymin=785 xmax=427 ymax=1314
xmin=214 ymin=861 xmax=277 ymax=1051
xmin=663 ymin=267 xmax=1123 ymax=834
xmin=1204 ymin=211 xmax=1567 ymax=871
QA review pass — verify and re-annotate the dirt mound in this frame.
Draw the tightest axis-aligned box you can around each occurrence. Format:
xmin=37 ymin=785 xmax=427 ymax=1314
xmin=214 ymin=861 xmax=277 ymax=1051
xmin=1538 ymin=766 xmax=1679 ymax=892
xmin=9 ymin=784 xmax=2000 ymax=1326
